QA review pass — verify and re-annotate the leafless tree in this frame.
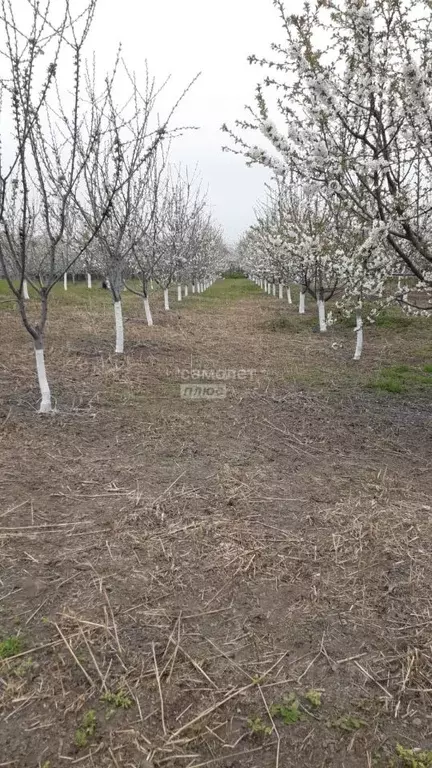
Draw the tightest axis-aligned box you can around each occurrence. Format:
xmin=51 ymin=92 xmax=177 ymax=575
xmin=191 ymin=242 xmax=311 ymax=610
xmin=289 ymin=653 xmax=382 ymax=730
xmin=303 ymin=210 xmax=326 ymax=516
xmin=0 ymin=0 xmax=117 ymax=412
xmin=78 ymin=63 xmax=199 ymax=350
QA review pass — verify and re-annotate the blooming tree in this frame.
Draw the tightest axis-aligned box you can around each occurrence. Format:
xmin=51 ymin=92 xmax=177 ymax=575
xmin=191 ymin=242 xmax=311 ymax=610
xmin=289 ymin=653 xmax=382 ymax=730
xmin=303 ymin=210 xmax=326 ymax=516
xmin=224 ymin=0 xmax=432 ymax=323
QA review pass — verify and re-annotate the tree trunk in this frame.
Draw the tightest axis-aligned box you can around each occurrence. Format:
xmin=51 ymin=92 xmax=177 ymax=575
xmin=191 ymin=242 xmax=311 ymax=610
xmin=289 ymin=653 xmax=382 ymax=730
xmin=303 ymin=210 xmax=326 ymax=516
xmin=23 ymin=279 xmax=30 ymax=300
xmin=318 ymin=298 xmax=327 ymax=332
xmin=264 ymin=279 xmax=267 ymax=292
xmin=143 ymin=297 xmax=153 ymax=327
xmin=272 ymin=283 xmax=276 ymax=297
xmin=114 ymin=301 xmax=124 ymax=353
xmin=63 ymin=272 xmax=68 ymax=291
xmin=177 ymin=284 xmax=182 ymax=301
xmin=353 ymin=310 xmax=363 ymax=360
xmin=34 ymin=338 xmax=52 ymax=413
xmin=87 ymin=273 xmax=92 ymax=289
xmin=299 ymin=289 xmax=306 ymax=314
xmin=184 ymin=285 xmax=188 ymax=297
xmin=287 ymin=286 xmax=292 ymax=304
xmin=278 ymin=283 xmax=283 ymax=299
xmin=164 ymin=288 xmax=170 ymax=310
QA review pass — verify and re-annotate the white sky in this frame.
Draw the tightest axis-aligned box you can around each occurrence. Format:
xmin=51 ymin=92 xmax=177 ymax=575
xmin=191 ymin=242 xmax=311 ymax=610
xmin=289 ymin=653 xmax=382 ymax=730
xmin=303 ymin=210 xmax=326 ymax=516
xmin=89 ymin=0 xmax=287 ymax=242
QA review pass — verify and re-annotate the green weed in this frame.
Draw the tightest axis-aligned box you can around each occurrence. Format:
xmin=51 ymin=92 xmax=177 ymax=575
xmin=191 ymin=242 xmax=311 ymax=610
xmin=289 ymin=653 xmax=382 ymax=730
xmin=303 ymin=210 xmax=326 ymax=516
xmin=12 ymin=657 xmax=33 ymax=677
xmin=247 ymin=716 xmax=273 ymax=737
xmin=74 ymin=710 xmax=96 ymax=749
xmin=390 ymin=744 xmax=432 ymax=767
xmin=305 ymin=689 xmax=322 ymax=707
xmin=101 ymin=689 xmax=133 ymax=716
xmin=0 ymin=635 xmax=23 ymax=659
xmin=331 ymin=714 xmax=367 ymax=731
xmin=270 ymin=693 xmax=305 ymax=724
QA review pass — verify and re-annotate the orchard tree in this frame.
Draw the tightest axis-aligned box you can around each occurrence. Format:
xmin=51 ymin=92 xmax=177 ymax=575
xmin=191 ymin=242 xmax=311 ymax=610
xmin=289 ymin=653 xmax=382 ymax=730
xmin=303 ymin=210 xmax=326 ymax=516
xmin=126 ymin=150 xmax=169 ymax=326
xmin=0 ymin=0 xmax=113 ymax=413
xmin=153 ymin=169 xmax=207 ymax=309
xmin=79 ymin=65 xmax=173 ymax=351
xmin=223 ymin=0 xmax=432 ymax=315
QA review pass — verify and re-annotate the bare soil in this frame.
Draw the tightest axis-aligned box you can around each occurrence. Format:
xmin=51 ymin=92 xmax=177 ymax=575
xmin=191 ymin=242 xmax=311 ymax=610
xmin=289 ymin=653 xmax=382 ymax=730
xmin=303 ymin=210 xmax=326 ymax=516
xmin=1 ymin=281 xmax=432 ymax=768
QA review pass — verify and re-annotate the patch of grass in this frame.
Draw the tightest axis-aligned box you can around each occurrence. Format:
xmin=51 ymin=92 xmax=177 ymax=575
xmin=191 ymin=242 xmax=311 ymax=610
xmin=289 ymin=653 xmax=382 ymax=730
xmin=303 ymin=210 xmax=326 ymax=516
xmin=391 ymin=744 xmax=432 ymax=767
xmin=74 ymin=710 xmax=97 ymax=749
xmin=270 ymin=693 xmax=305 ymax=724
xmin=265 ymin=312 xmax=317 ymax=333
xmin=247 ymin=716 xmax=273 ymax=737
xmin=388 ymin=364 xmax=411 ymax=374
xmin=193 ymin=278 xmax=261 ymax=302
xmin=221 ymin=269 xmax=247 ymax=279
xmin=331 ymin=714 xmax=367 ymax=731
xmin=371 ymin=377 xmax=406 ymax=394
xmin=369 ymin=364 xmax=432 ymax=394
xmin=374 ymin=310 xmax=414 ymax=330
xmin=0 ymin=635 xmax=23 ymax=659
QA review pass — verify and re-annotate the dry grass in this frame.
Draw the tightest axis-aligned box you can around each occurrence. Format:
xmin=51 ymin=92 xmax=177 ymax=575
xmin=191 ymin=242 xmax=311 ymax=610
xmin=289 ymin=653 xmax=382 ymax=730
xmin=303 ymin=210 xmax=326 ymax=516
xmin=0 ymin=280 xmax=432 ymax=767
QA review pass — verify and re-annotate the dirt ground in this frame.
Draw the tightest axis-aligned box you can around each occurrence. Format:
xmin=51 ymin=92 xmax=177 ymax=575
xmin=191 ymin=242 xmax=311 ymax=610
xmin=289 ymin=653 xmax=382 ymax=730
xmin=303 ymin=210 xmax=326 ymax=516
xmin=1 ymin=280 xmax=432 ymax=768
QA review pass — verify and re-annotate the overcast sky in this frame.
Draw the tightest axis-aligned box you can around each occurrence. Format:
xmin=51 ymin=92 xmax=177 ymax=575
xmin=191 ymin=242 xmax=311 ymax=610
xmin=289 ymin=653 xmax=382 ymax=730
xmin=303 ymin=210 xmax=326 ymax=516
xmin=89 ymin=0 xmax=287 ymax=243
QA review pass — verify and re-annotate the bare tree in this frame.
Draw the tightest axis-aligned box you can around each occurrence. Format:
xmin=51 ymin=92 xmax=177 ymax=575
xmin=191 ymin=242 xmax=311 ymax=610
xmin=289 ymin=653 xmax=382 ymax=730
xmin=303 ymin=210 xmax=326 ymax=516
xmin=78 ymin=65 xmax=199 ymax=349
xmin=0 ymin=0 xmax=116 ymax=412
xmin=125 ymin=148 xmax=170 ymax=326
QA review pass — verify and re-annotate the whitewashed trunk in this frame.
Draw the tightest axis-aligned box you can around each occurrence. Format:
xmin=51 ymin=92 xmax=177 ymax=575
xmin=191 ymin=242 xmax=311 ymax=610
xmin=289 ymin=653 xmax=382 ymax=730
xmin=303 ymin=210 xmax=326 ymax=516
xmin=114 ymin=301 xmax=124 ymax=353
xmin=23 ymin=279 xmax=30 ymax=300
xmin=87 ymin=273 xmax=92 ymax=289
xmin=278 ymin=283 xmax=283 ymax=299
xmin=184 ymin=285 xmax=188 ymax=297
xmin=260 ymin=279 xmax=264 ymax=289
xmin=264 ymin=279 xmax=267 ymax=292
xmin=267 ymin=283 xmax=271 ymax=295
xmin=272 ymin=283 xmax=276 ymax=297
xmin=353 ymin=311 xmax=363 ymax=360
xmin=35 ymin=346 xmax=52 ymax=413
xmin=318 ymin=299 xmax=327 ymax=332
xmin=63 ymin=272 xmax=68 ymax=291
xmin=287 ymin=286 xmax=292 ymax=304
xmin=177 ymin=284 xmax=182 ymax=301
xmin=164 ymin=288 xmax=170 ymax=310
xmin=299 ymin=291 xmax=306 ymax=314
xmin=192 ymin=283 xmax=196 ymax=294
xmin=150 ymin=280 xmax=154 ymax=291
xmin=143 ymin=297 xmax=153 ymax=326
